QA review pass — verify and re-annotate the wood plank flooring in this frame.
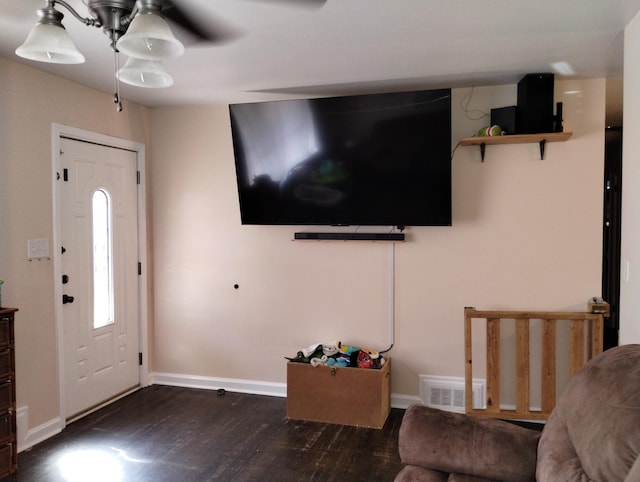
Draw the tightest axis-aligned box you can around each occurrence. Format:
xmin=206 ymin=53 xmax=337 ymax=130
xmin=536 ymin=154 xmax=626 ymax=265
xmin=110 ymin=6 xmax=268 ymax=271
xmin=17 ymin=385 xmax=406 ymax=481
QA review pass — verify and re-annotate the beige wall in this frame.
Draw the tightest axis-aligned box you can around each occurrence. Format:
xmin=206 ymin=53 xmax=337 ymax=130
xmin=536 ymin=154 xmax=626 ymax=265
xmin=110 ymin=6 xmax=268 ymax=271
xmin=150 ymin=79 xmax=606 ymax=397
xmin=0 ymin=58 xmax=151 ymax=428
xmin=620 ymin=10 xmax=640 ymax=344
xmin=0 ymin=53 xmax=613 ymax=438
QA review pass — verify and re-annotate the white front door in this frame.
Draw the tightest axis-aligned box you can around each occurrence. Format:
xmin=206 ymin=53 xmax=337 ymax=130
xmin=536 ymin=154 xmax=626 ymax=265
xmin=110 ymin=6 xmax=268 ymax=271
xmin=59 ymin=136 xmax=140 ymax=420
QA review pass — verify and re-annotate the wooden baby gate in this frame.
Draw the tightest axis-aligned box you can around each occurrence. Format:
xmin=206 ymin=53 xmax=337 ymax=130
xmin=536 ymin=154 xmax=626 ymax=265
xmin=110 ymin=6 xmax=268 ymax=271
xmin=464 ymin=306 xmax=605 ymax=421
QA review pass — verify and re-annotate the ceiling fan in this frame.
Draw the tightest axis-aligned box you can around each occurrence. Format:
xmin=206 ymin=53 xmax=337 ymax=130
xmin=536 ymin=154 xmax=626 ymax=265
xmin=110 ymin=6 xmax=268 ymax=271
xmin=15 ymin=0 xmax=326 ymax=110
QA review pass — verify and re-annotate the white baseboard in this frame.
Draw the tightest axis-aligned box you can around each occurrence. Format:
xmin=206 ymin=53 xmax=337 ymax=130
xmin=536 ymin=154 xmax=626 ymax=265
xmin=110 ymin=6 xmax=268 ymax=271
xmin=390 ymin=394 xmax=422 ymax=409
xmin=16 ymin=406 xmax=27 ymax=452
xmin=19 ymin=412 xmax=63 ymax=453
xmin=150 ymin=371 xmax=418 ymax=410
xmin=150 ymin=371 xmax=288 ymax=398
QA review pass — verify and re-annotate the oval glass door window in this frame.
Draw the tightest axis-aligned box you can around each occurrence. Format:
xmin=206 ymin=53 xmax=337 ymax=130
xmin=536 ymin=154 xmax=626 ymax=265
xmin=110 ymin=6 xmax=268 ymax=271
xmin=92 ymin=189 xmax=114 ymax=329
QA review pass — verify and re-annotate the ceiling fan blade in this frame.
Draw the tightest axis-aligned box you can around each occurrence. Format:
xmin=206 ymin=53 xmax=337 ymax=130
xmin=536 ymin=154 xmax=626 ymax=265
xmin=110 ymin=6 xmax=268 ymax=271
xmin=161 ymin=0 xmax=241 ymax=44
xmin=159 ymin=0 xmax=325 ymax=47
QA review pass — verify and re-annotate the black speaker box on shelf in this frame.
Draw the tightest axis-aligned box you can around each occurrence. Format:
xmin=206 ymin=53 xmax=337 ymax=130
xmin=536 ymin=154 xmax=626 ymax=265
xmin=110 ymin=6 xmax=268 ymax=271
xmin=490 ymin=106 xmax=517 ymax=135
xmin=517 ymin=73 xmax=554 ymax=134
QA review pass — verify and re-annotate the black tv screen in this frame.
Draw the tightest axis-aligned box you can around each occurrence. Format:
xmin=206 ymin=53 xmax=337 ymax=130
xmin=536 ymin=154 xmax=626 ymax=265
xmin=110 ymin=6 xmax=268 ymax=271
xmin=229 ymin=88 xmax=452 ymax=227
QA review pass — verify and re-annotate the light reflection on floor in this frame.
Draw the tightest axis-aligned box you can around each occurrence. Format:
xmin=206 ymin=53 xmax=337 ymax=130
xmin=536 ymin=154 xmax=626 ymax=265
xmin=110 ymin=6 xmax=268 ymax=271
xmin=56 ymin=446 xmax=149 ymax=482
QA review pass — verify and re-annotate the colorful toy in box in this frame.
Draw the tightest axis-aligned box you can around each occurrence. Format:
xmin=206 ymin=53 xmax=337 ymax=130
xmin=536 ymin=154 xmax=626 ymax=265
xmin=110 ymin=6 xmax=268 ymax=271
xmin=285 ymin=341 xmax=385 ymax=369
xmin=357 ymin=350 xmax=372 ymax=368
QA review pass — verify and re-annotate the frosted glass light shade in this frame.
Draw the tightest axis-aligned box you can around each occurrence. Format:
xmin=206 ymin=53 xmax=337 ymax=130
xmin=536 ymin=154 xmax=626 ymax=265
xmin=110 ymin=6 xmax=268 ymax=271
xmin=117 ymin=57 xmax=174 ymax=88
xmin=116 ymin=14 xmax=184 ymax=60
xmin=15 ymin=23 xmax=85 ymax=64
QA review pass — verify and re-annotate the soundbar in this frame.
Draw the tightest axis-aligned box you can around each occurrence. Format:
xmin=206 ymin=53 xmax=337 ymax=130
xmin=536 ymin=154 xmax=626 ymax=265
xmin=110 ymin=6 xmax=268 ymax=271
xmin=294 ymin=232 xmax=405 ymax=241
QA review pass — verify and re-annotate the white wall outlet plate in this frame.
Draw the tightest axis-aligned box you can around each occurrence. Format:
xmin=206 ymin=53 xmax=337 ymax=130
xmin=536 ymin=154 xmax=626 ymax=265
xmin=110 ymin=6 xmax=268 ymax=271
xmin=27 ymin=238 xmax=50 ymax=260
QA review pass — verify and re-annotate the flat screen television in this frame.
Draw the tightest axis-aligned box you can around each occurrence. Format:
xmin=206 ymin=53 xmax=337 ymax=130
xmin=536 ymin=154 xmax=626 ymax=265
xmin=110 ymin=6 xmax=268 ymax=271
xmin=229 ymin=88 xmax=452 ymax=227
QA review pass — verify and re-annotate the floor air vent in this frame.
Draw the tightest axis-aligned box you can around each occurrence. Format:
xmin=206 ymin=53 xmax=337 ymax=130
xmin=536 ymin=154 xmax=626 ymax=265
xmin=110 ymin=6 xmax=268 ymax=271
xmin=419 ymin=375 xmax=486 ymax=413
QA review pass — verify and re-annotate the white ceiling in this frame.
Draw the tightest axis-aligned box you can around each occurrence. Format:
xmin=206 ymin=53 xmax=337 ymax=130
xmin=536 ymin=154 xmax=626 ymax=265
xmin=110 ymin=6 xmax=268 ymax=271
xmin=1 ymin=0 xmax=639 ymax=107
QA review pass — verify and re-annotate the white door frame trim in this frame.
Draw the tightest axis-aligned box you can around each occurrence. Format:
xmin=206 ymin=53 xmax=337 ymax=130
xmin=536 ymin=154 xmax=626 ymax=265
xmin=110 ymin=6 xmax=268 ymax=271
xmin=51 ymin=123 xmax=149 ymax=429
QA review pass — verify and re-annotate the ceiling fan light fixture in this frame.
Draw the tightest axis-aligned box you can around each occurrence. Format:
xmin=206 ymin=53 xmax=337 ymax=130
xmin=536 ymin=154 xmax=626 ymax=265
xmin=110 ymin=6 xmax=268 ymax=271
xmin=116 ymin=13 xmax=184 ymax=60
xmin=15 ymin=8 xmax=85 ymax=64
xmin=117 ymin=57 xmax=174 ymax=88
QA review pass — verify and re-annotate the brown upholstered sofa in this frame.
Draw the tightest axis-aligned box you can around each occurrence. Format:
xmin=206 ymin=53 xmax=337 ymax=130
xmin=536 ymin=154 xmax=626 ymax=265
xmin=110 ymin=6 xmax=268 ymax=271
xmin=395 ymin=344 xmax=640 ymax=482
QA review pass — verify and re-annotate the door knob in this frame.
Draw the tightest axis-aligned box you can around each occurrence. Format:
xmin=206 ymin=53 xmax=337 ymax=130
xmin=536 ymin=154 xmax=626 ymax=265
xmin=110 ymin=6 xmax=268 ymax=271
xmin=62 ymin=294 xmax=75 ymax=304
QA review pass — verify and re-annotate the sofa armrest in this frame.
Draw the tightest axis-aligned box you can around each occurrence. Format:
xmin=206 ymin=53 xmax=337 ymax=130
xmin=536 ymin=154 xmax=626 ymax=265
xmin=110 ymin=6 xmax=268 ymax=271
xmin=398 ymin=405 xmax=540 ymax=482
xmin=395 ymin=465 xmax=448 ymax=482
xmin=395 ymin=466 xmax=500 ymax=482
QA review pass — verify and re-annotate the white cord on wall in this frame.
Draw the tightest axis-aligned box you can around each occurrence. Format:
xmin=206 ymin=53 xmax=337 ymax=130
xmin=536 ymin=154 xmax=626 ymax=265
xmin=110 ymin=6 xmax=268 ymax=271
xmin=381 ymin=230 xmax=396 ymax=354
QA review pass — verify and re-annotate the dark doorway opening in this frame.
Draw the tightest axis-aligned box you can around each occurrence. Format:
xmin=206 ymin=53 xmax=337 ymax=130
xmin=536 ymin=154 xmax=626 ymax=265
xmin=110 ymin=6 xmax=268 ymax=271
xmin=602 ymin=126 xmax=622 ymax=350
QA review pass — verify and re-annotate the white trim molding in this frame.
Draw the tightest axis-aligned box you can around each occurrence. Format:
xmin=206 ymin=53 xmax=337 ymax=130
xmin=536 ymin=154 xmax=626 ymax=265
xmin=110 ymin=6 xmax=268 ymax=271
xmin=18 ymin=412 xmax=63 ymax=453
xmin=150 ymin=371 xmax=417 ymax=410
xmin=51 ymin=123 xmax=149 ymax=431
xmin=150 ymin=372 xmax=287 ymax=398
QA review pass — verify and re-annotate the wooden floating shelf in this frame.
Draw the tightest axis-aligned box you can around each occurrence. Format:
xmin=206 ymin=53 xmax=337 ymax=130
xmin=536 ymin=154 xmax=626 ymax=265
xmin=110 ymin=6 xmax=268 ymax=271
xmin=460 ymin=132 xmax=572 ymax=147
xmin=460 ymin=132 xmax=572 ymax=161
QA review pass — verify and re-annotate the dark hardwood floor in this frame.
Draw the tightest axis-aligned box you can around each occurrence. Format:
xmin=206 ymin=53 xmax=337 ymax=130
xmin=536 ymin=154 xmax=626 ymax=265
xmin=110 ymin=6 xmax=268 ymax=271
xmin=17 ymin=385 xmax=406 ymax=481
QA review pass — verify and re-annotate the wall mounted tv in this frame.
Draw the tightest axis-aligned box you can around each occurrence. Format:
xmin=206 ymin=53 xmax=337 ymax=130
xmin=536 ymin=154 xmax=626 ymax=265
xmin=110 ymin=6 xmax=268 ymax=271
xmin=229 ymin=88 xmax=452 ymax=227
